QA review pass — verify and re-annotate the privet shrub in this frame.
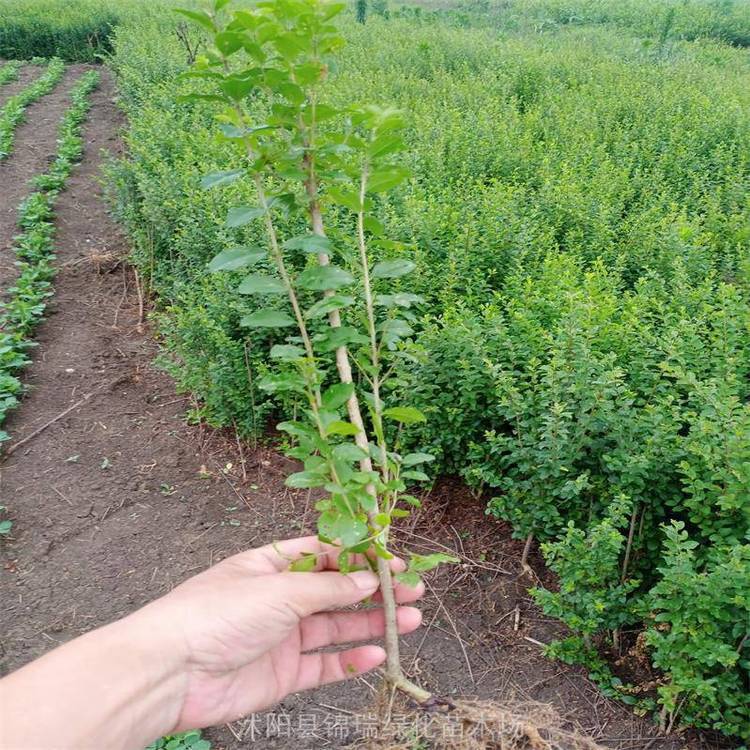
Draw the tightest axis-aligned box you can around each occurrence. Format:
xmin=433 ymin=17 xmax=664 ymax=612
xmin=104 ymin=2 xmax=750 ymax=740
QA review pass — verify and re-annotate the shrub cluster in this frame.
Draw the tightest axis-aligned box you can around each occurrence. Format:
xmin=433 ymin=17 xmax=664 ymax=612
xmin=0 ymin=0 xmax=162 ymax=62
xmin=500 ymin=0 xmax=750 ymax=48
xmin=99 ymin=3 xmax=750 ymax=740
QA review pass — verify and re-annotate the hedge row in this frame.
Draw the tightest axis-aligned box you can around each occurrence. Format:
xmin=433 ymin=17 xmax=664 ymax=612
xmin=102 ymin=6 xmax=750 ymax=740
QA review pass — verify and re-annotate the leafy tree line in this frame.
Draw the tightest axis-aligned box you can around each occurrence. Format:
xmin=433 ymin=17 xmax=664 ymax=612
xmin=103 ymin=2 xmax=750 ymax=740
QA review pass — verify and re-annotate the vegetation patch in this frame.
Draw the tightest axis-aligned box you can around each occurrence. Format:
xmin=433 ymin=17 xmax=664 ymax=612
xmin=0 ymin=58 xmax=65 ymax=159
xmin=3 ymin=0 xmax=750 ymax=742
xmin=0 ymin=69 xmax=100 ymax=444
xmin=0 ymin=59 xmax=20 ymax=86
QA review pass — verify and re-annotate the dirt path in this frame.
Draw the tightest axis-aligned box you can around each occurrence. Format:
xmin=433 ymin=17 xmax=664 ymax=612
xmin=0 ymin=65 xmax=88 ymax=295
xmin=0 ymin=69 xmax=706 ymax=750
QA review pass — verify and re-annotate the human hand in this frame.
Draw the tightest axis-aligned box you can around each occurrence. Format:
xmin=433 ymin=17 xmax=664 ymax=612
xmin=139 ymin=535 xmax=424 ymax=731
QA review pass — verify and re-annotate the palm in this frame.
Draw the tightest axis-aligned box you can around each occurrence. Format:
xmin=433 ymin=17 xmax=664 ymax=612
xmin=156 ymin=537 xmax=423 ymax=732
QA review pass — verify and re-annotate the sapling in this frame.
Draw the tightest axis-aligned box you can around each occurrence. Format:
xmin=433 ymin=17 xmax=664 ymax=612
xmin=178 ymin=0 xmax=455 ymax=703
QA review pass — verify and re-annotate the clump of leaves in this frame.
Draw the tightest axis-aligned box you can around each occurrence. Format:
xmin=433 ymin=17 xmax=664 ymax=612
xmin=146 ymin=730 xmax=210 ymax=750
xmin=178 ymin=0 xmax=456 ymax=701
xmin=532 ymin=495 xmax=641 ymax=652
xmin=646 ymin=522 xmax=750 ymax=740
xmin=0 ymin=505 xmax=12 ymax=536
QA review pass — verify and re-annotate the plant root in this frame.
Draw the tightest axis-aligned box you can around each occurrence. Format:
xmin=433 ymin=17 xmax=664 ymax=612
xmin=361 ymin=694 xmax=604 ymax=750
xmin=392 ymin=675 xmax=433 ymax=706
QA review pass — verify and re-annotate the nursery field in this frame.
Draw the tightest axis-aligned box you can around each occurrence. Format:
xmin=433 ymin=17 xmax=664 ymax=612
xmin=0 ymin=0 xmax=749 ymax=748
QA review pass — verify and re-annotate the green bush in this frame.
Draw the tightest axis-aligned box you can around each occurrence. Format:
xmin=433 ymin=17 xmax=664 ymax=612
xmin=647 ymin=523 xmax=750 ymax=740
xmin=0 ymin=0 xmax=164 ymax=62
xmin=96 ymin=1 xmax=750 ymax=739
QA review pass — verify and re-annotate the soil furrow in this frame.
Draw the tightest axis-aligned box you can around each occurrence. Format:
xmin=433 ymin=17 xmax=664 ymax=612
xmin=0 ymin=65 xmax=86 ymax=296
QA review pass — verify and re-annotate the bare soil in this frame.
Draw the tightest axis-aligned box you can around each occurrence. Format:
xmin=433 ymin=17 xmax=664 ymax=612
xmin=0 ymin=68 xmax=731 ymax=750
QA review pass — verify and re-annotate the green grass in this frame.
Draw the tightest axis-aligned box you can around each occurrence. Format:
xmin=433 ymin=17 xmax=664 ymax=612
xmin=0 ymin=60 xmax=21 ymax=85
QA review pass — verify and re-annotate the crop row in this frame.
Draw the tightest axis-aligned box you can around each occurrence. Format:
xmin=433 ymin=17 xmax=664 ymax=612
xmin=0 ymin=58 xmax=65 ymax=160
xmin=0 ymin=69 xmax=100 ymax=444
xmin=0 ymin=60 xmax=20 ymax=86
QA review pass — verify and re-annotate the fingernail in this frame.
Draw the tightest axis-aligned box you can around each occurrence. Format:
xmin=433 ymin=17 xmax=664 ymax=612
xmin=350 ymin=570 xmax=378 ymax=591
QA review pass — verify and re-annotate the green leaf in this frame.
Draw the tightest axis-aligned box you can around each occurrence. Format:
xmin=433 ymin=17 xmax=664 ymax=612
xmin=237 ymin=273 xmax=286 ymax=295
xmin=322 ymin=382 xmax=354 ymax=410
xmin=367 ymin=165 xmax=411 ymax=192
xmin=174 ymin=8 xmax=215 ymax=32
xmin=226 ymin=205 xmax=264 ymax=227
xmin=328 ymin=187 xmax=362 ymax=212
xmin=402 ymin=469 xmax=430 ymax=482
xmin=368 ymin=134 xmax=405 ymax=159
xmin=286 ymin=471 xmax=327 ymax=489
xmin=332 ymin=443 xmax=369 ymax=462
xmin=290 ymin=553 xmax=318 ymax=572
xmin=240 ymin=310 xmax=295 ymax=328
xmin=283 ymin=234 xmax=333 ymax=253
xmin=207 ymin=246 xmax=265 ymax=272
xmin=375 ymin=292 xmax=423 ymax=308
xmin=380 ymin=318 xmax=413 ymax=347
xmin=305 ymin=294 xmax=355 ymax=319
xmin=383 ymin=406 xmax=426 ymax=424
xmin=395 ymin=571 xmax=421 ymax=588
xmin=372 ymin=259 xmax=416 ymax=279
xmin=319 ymin=510 xmax=368 ymax=547
xmin=214 ymin=31 xmax=244 ymax=56
xmin=402 ymin=452 xmax=435 ymax=466
xmin=277 ymin=421 xmax=316 ymax=438
xmin=297 ymin=265 xmax=354 ymax=291
xmin=219 ymin=71 xmax=259 ymax=101
xmin=270 ymin=344 xmax=305 ymax=360
xmin=257 ymin=373 xmax=305 ymax=393
xmin=363 ymin=216 xmax=385 ymax=235
xmin=0 ymin=520 xmax=12 ymax=535
xmin=326 ymin=421 xmax=360 ymax=436
xmin=201 ymin=169 xmax=243 ymax=189
xmin=314 ymin=326 xmax=369 ymax=352
xmin=410 ymin=552 xmax=459 ymax=572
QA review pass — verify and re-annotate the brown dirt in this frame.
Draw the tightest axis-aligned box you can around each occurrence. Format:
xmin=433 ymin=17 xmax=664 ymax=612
xmin=0 ymin=68 xmax=732 ymax=750
xmin=0 ymin=64 xmax=89 ymax=295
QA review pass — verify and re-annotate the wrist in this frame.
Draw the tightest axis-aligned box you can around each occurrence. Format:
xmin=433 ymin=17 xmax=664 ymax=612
xmin=0 ymin=609 xmax=188 ymax=750
xmin=109 ymin=606 xmax=191 ymax=744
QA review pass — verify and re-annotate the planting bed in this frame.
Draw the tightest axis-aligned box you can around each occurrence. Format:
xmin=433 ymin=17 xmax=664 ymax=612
xmin=0 ymin=0 xmax=748 ymax=746
xmin=0 ymin=68 xmax=696 ymax=750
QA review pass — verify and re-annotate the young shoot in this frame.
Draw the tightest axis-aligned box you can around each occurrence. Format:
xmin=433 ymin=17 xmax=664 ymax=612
xmin=179 ymin=0 xmax=456 ymax=702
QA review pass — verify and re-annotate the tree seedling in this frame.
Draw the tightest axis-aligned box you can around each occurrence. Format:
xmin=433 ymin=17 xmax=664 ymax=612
xmin=178 ymin=0 xmax=456 ymax=702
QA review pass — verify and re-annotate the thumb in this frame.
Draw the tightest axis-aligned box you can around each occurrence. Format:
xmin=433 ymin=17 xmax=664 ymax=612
xmin=273 ymin=569 xmax=379 ymax=618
